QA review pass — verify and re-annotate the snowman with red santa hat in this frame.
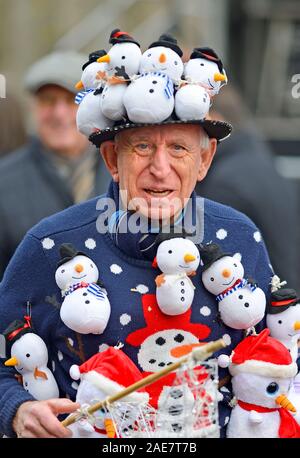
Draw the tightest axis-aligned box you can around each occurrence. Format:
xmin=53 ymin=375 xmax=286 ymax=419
xmin=68 ymin=346 xmax=149 ymax=438
xmin=218 ymin=329 xmax=300 ymax=438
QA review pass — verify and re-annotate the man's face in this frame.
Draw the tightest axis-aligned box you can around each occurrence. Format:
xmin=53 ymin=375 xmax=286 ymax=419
xmin=34 ymin=84 xmax=88 ymax=157
xmin=101 ymin=124 xmax=217 ymax=221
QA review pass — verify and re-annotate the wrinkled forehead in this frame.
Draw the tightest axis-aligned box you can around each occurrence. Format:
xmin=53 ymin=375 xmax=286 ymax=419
xmin=115 ymin=123 xmax=204 ymax=144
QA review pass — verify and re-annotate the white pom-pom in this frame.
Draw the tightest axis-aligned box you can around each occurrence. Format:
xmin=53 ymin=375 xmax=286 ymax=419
xmin=69 ymin=364 xmax=81 ymax=380
xmin=218 ymin=354 xmax=230 ymax=368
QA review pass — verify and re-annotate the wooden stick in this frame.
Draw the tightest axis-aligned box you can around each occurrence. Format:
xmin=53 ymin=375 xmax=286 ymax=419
xmin=62 ymin=338 xmax=226 ymax=427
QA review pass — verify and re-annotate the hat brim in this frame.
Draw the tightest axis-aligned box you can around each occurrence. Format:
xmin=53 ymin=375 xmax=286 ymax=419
xmin=89 ymin=119 xmax=232 ymax=147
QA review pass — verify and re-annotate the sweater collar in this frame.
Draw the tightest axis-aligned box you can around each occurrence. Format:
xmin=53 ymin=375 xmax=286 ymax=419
xmin=105 ymin=180 xmax=199 ymax=261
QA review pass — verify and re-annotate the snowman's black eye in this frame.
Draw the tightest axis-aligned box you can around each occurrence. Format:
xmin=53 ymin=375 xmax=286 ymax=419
xmin=156 ymin=337 xmax=166 ymax=346
xmin=234 ymin=263 xmax=237 ymax=267
xmin=121 ymin=56 xmax=126 ymax=59
xmin=147 ymin=53 xmax=151 ymax=57
xmin=174 ymin=61 xmax=178 ymax=65
xmin=61 ymin=269 xmax=65 ymax=274
xmin=26 ymin=353 xmax=30 ymax=358
xmin=200 ymin=63 xmax=204 ymax=66
xmin=168 ymin=250 xmax=173 ymax=254
xmin=174 ymin=333 xmax=184 ymax=343
xmin=90 ymin=264 xmax=94 ymax=268
xmin=278 ymin=320 xmax=282 ymax=324
xmin=266 ymin=382 xmax=279 ymax=395
xmin=210 ymin=277 xmax=214 ymax=281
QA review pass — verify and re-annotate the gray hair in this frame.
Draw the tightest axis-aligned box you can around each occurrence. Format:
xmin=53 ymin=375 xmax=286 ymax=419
xmin=199 ymin=127 xmax=210 ymax=149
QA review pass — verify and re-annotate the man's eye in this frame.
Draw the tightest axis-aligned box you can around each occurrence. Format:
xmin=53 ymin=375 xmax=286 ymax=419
xmin=136 ymin=143 xmax=150 ymax=150
xmin=173 ymin=144 xmax=185 ymax=151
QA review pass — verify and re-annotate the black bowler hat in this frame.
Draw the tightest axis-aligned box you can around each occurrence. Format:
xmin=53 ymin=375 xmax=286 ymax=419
xmin=109 ymin=29 xmax=140 ymax=47
xmin=82 ymin=50 xmax=107 ymax=71
xmin=148 ymin=33 xmax=183 ymax=57
xmin=90 ymin=117 xmax=232 ymax=147
xmin=57 ymin=243 xmax=90 ymax=268
xmin=3 ymin=316 xmax=33 ymax=348
xmin=190 ymin=47 xmax=224 ymax=73
xmin=267 ymin=288 xmax=300 ymax=314
xmin=199 ymin=243 xmax=231 ymax=271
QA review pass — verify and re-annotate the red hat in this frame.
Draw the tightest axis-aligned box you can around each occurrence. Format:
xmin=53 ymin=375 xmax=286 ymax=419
xmin=70 ymin=347 xmax=148 ymax=403
xmin=229 ymin=329 xmax=297 ymax=378
xmin=126 ymin=294 xmax=211 ymax=347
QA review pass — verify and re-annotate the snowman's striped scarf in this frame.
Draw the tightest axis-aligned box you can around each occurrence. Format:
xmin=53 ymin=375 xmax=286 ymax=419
xmin=216 ymin=278 xmax=257 ymax=302
xmin=75 ymin=89 xmax=94 ymax=105
xmin=63 ymin=281 xmax=106 ymax=299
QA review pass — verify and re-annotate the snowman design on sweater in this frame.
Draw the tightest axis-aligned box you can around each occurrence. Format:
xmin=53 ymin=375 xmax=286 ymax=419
xmin=126 ymin=294 xmax=211 ymax=435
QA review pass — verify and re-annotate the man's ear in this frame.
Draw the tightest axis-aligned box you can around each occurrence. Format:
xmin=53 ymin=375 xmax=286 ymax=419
xmin=197 ymin=138 xmax=217 ymax=182
xmin=100 ymin=141 xmax=119 ymax=182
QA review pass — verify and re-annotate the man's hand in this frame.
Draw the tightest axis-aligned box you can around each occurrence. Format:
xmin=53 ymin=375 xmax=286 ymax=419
xmin=13 ymin=398 xmax=80 ymax=438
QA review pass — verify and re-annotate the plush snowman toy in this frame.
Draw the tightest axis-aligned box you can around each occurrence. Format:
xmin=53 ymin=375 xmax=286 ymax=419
xmin=97 ymin=29 xmax=142 ymax=121
xmin=123 ymin=34 xmax=184 ymax=124
xmin=139 ymin=34 xmax=184 ymax=84
xmin=68 ymin=347 xmax=149 ymax=438
xmin=55 ymin=243 xmax=111 ymax=335
xmin=152 ymin=234 xmax=200 ymax=316
xmin=75 ymin=50 xmax=113 ymax=137
xmin=266 ymin=286 xmax=300 ymax=424
xmin=123 ymin=71 xmax=174 ymax=124
xmin=75 ymin=50 xmax=108 ymax=91
xmin=218 ymin=329 xmax=300 ymax=438
xmin=3 ymin=316 xmax=59 ymax=400
xmin=200 ymin=243 xmax=266 ymax=331
xmin=266 ymin=287 xmax=300 ymax=362
xmin=175 ymin=47 xmax=226 ymax=121
xmin=183 ymin=47 xmax=227 ymax=96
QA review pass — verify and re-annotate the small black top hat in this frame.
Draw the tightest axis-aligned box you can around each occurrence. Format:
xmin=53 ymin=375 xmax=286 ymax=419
xmin=267 ymin=288 xmax=300 ymax=314
xmin=149 ymin=33 xmax=183 ymax=57
xmin=3 ymin=316 xmax=33 ymax=348
xmin=109 ymin=29 xmax=140 ymax=47
xmin=190 ymin=47 xmax=224 ymax=73
xmin=57 ymin=243 xmax=90 ymax=268
xmin=199 ymin=243 xmax=231 ymax=271
xmin=82 ymin=50 xmax=107 ymax=71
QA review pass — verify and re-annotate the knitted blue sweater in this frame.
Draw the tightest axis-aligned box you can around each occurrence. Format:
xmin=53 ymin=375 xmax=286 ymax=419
xmin=0 ymin=182 xmax=273 ymax=437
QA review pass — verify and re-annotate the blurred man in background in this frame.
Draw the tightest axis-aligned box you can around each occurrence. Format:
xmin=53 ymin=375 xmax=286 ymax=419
xmin=0 ymin=93 xmax=27 ymax=157
xmin=196 ymin=84 xmax=300 ymax=286
xmin=0 ymin=51 xmax=111 ymax=279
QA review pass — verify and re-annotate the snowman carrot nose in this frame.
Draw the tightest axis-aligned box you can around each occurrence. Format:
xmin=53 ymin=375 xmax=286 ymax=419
xmin=184 ymin=253 xmax=196 ymax=263
xmin=75 ymin=80 xmax=84 ymax=90
xmin=294 ymin=321 xmax=300 ymax=331
xmin=214 ymin=72 xmax=226 ymax=82
xmin=5 ymin=356 xmax=19 ymax=367
xmin=170 ymin=342 xmax=205 ymax=358
xmin=97 ymin=54 xmax=110 ymax=63
xmin=222 ymin=269 xmax=231 ymax=278
xmin=159 ymin=53 xmax=167 ymax=63
xmin=275 ymin=394 xmax=296 ymax=412
xmin=75 ymin=264 xmax=84 ymax=273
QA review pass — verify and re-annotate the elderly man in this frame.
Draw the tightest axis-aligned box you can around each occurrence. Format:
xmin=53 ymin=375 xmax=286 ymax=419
xmin=0 ymin=51 xmax=111 ymax=278
xmin=0 ymin=37 xmax=273 ymax=439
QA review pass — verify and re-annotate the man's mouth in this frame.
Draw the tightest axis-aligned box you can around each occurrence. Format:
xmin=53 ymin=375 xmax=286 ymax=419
xmin=144 ymin=189 xmax=173 ymax=197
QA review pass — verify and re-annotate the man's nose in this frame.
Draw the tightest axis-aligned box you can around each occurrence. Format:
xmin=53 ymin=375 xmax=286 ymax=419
xmin=149 ymin=145 xmax=171 ymax=178
xmin=52 ymin=99 xmax=73 ymax=117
